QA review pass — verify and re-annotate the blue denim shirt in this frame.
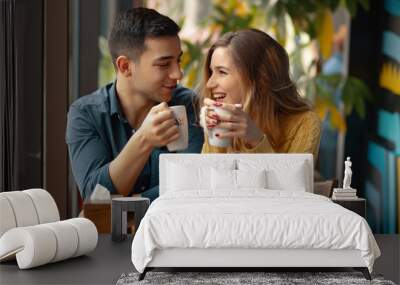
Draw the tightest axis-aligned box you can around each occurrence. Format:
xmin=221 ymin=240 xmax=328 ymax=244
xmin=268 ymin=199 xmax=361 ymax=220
xmin=66 ymin=81 xmax=203 ymax=201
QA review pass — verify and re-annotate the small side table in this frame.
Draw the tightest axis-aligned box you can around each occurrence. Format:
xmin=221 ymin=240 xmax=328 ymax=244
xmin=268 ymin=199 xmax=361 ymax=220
xmin=332 ymin=198 xmax=366 ymax=218
xmin=83 ymin=195 xmax=122 ymax=233
xmin=111 ymin=197 xmax=150 ymax=242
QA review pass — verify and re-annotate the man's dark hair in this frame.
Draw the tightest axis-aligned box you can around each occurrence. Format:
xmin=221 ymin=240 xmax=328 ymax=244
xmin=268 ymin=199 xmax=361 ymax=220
xmin=108 ymin=8 xmax=180 ymax=66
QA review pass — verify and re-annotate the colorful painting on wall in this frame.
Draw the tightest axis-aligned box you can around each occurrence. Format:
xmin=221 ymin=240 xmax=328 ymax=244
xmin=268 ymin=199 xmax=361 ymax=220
xmin=365 ymin=0 xmax=400 ymax=233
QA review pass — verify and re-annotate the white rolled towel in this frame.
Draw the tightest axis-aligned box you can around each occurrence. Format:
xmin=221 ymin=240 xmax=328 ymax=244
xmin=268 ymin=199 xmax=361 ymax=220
xmin=23 ymin=189 xmax=60 ymax=224
xmin=0 ymin=196 xmax=17 ymax=237
xmin=0 ymin=189 xmax=60 ymax=238
xmin=0 ymin=218 xmax=98 ymax=269
xmin=0 ymin=191 xmax=39 ymax=228
xmin=64 ymin=218 xmax=98 ymax=257
xmin=42 ymin=221 xmax=79 ymax=262
xmin=0 ymin=225 xmax=57 ymax=267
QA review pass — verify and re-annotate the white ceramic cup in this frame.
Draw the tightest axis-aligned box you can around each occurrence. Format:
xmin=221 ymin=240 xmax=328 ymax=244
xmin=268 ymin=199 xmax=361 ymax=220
xmin=167 ymin=105 xmax=189 ymax=151
xmin=206 ymin=107 xmax=232 ymax=148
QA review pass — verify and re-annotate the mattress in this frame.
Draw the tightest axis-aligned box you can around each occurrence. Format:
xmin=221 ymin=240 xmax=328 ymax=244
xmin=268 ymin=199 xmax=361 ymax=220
xmin=131 ymin=190 xmax=380 ymax=273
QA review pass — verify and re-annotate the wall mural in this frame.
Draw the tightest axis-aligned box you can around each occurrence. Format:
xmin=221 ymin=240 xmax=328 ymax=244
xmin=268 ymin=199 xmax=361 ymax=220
xmin=365 ymin=0 xmax=400 ymax=233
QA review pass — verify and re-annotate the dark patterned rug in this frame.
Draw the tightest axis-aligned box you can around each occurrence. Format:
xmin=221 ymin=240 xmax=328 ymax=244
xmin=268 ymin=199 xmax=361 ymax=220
xmin=116 ymin=271 xmax=396 ymax=285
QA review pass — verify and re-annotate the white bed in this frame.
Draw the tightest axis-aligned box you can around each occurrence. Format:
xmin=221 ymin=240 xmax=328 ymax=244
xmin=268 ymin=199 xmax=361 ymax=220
xmin=131 ymin=154 xmax=380 ymax=280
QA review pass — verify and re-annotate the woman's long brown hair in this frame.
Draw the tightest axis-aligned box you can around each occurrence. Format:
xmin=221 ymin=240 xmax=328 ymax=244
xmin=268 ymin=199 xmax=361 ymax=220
xmin=199 ymin=28 xmax=311 ymax=150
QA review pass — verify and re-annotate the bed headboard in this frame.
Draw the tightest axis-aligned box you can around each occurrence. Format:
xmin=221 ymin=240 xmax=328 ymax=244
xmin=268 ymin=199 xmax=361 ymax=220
xmin=159 ymin=153 xmax=314 ymax=196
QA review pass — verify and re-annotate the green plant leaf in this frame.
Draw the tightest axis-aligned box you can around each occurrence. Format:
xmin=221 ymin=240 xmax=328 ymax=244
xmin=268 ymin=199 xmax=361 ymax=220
xmin=214 ymin=4 xmax=227 ymax=18
xmin=345 ymin=0 xmax=358 ymax=17
xmin=357 ymin=0 xmax=370 ymax=11
xmin=328 ymin=0 xmax=341 ymax=11
xmin=348 ymin=76 xmax=373 ymax=102
xmin=341 ymin=76 xmax=372 ymax=118
xmin=305 ymin=78 xmax=316 ymax=102
xmin=353 ymin=91 xmax=366 ymax=118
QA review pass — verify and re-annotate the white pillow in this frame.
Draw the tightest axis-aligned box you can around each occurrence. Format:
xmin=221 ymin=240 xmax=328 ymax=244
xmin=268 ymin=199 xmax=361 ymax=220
xmin=211 ymin=168 xmax=236 ymax=190
xmin=236 ymin=169 xmax=267 ymax=189
xmin=266 ymin=164 xmax=307 ymax=191
xmin=211 ymin=169 xmax=267 ymax=190
xmin=167 ymin=160 xmax=235 ymax=192
xmin=238 ymin=159 xmax=308 ymax=191
xmin=168 ymin=162 xmax=209 ymax=191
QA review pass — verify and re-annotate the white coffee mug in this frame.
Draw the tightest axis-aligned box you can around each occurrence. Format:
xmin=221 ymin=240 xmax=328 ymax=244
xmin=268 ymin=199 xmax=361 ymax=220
xmin=206 ymin=107 xmax=232 ymax=148
xmin=167 ymin=105 xmax=189 ymax=151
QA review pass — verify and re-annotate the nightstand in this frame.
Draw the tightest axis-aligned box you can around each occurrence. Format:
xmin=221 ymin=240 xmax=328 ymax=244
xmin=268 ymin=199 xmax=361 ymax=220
xmin=332 ymin=198 xmax=366 ymax=218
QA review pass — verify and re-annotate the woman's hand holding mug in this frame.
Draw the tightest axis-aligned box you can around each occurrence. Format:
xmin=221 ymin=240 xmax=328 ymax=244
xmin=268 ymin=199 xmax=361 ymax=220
xmin=202 ymin=98 xmax=264 ymax=148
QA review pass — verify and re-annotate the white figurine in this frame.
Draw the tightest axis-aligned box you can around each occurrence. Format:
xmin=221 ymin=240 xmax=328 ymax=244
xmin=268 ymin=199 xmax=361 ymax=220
xmin=343 ymin=157 xmax=353 ymax=189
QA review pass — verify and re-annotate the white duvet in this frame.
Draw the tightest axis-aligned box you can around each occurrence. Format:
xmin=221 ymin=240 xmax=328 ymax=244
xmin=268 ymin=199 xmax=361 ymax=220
xmin=131 ymin=190 xmax=380 ymax=273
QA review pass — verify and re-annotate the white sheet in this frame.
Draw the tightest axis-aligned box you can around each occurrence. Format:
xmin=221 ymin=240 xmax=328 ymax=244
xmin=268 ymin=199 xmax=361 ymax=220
xmin=131 ymin=190 xmax=380 ymax=273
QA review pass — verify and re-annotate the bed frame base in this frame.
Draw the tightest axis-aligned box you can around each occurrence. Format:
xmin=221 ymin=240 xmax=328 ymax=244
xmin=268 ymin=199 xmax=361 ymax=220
xmin=138 ymin=248 xmax=372 ymax=281
xmin=138 ymin=267 xmax=371 ymax=281
xmin=138 ymin=268 xmax=150 ymax=281
xmin=354 ymin=267 xmax=372 ymax=280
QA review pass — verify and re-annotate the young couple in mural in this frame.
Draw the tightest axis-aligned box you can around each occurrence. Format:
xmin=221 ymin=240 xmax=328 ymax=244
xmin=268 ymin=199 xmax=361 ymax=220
xmin=66 ymin=7 xmax=321 ymax=201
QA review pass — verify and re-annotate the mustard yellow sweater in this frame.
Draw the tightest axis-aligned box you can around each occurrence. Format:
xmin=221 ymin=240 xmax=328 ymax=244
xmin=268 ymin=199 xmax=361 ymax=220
xmin=201 ymin=111 xmax=322 ymax=160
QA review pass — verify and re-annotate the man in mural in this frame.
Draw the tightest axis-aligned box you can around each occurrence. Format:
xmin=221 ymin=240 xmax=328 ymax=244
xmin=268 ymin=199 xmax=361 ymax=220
xmin=66 ymin=8 xmax=204 ymax=202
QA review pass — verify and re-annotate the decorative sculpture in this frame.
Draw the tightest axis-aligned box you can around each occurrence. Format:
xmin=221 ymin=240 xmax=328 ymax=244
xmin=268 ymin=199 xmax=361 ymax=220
xmin=343 ymin=157 xmax=353 ymax=189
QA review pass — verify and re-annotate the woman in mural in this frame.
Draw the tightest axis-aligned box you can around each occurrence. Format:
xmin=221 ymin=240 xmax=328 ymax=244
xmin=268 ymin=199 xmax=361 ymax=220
xmin=199 ymin=28 xmax=321 ymax=157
